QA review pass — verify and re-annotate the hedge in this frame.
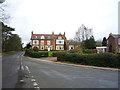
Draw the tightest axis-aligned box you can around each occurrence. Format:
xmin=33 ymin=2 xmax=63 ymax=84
xmin=82 ymin=49 xmax=97 ymax=54
xmin=24 ymin=50 xmax=48 ymax=58
xmin=55 ymin=52 xmax=119 ymax=68
xmin=52 ymin=51 xmax=67 ymax=57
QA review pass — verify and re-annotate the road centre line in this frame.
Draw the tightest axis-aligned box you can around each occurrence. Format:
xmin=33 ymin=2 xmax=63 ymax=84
xmin=25 ymin=65 xmax=31 ymax=73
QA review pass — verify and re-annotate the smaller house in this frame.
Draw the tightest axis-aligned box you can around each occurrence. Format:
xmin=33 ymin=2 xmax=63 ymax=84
xmin=107 ymin=33 xmax=120 ymax=53
xmin=67 ymin=40 xmax=78 ymax=50
xmin=69 ymin=45 xmax=75 ymax=50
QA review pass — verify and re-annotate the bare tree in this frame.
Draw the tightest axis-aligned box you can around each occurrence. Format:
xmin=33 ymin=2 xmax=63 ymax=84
xmin=74 ymin=24 xmax=93 ymax=42
xmin=0 ymin=1 xmax=10 ymax=23
xmin=0 ymin=0 xmax=5 ymax=3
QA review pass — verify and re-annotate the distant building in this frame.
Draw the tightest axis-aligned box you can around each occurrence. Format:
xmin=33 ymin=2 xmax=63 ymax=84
xmin=107 ymin=33 xmax=120 ymax=53
xmin=30 ymin=31 xmax=67 ymax=50
xmin=68 ymin=45 xmax=75 ymax=50
xmin=67 ymin=40 xmax=78 ymax=50
xmin=96 ymin=47 xmax=107 ymax=53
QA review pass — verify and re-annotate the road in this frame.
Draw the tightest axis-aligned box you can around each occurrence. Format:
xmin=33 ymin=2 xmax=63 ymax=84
xmin=2 ymin=52 xmax=119 ymax=89
xmin=2 ymin=52 xmax=22 ymax=88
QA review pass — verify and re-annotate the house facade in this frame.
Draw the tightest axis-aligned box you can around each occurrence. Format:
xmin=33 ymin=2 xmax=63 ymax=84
xmin=107 ymin=33 xmax=120 ymax=53
xmin=30 ymin=31 xmax=67 ymax=50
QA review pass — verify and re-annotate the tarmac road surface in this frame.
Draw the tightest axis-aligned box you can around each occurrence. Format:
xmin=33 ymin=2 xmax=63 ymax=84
xmin=2 ymin=52 xmax=119 ymax=89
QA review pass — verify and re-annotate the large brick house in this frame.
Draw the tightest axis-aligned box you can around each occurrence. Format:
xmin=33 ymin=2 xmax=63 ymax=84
xmin=107 ymin=33 xmax=120 ymax=53
xmin=30 ymin=31 xmax=67 ymax=50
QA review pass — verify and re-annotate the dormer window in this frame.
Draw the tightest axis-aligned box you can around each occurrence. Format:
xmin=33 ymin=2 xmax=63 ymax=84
xmin=41 ymin=35 xmax=45 ymax=39
xmin=58 ymin=36 xmax=62 ymax=39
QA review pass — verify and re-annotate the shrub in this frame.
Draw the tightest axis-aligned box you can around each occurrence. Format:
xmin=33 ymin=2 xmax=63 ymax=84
xmin=52 ymin=52 xmax=58 ymax=57
xmin=52 ymin=51 xmax=67 ymax=57
xmin=24 ymin=50 xmax=48 ymax=58
xmin=83 ymin=49 xmax=97 ymax=54
xmin=117 ymin=54 xmax=120 ymax=68
xmin=33 ymin=47 xmax=39 ymax=52
xmin=24 ymin=49 xmax=33 ymax=56
xmin=56 ymin=52 xmax=119 ymax=68
xmin=68 ymin=48 xmax=83 ymax=54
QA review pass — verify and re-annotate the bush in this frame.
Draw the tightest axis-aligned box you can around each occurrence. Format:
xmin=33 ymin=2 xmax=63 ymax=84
xmin=24 ymin=50 xmax=48 ymax=58
xmin=52 ymin=52 xmax=58 ymax=57
xmin=83 ymin=49 xmax=97 ymax=54
xmin=56 ymin=52 xmax=119 ymax=68
xmin=33 ymin=47 xmax=39 ymax=52
xmin=52 ymin=51 xmax=67 ymax=57
xmin=68 ymin=48 xmax=83 ymax=54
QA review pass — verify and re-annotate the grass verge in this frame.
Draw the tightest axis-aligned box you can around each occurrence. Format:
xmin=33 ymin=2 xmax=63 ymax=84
xmin=1 ymin=51 xmax=18 ymax=56
xmin=39 ymin=51 xmax=56 ymax=56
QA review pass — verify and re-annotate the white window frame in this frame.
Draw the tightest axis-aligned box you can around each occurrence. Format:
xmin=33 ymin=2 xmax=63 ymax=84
xmin=41 ymin=35 xmax=45 ymax=39
xmin=41 ymin=40 xmax=44 ymax=45
xmin=69 ymin=45 xmax=74 ymax=50
xmin=56 ymin=40 xmax=64 ymax=44
xmin=56 ymin=46 xmax=64 ymax=50
xmin=33 ymin=40 xmax=39 ymax=45
xmin=47 ymin=40 xmax=51 ymax=45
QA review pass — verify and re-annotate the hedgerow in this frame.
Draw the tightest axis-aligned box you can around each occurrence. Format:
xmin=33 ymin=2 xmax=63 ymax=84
xmin=24 ymin=50 xmax=48 ymax=58
xmin=54 ymin=52 xmax=119 ymax=68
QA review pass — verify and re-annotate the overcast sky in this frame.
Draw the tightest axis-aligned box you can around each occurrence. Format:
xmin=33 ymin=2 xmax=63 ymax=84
xmin=3 ymin=0 xmax=119 ymax=46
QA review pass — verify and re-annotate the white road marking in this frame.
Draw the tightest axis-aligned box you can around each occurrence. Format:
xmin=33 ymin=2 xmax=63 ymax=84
xmin=33 ymin=82 xmax=38 ymax=86
xmin=25 ymin=66 xmax=40 ymax=88
xmin=25 ymin=65 xmax=31 ymax=73
xmin=21 ymin=65 xmax=24 ymax=70
xmin=19 ymin=56 xmax=40 ymax=88
xmin=34 ymin=86 xmax=40 ymax=90
xmin=20 ymin=79 xmax=24 ymax=83
xmin=31 ymin=79 xmax=36 ymax=82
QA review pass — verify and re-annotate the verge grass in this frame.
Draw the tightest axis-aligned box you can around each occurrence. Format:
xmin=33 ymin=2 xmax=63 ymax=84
xmin=39 ymin=51 xmax=56 ymax=56
xmin=1 ymin=51 xmax=18 ymax=56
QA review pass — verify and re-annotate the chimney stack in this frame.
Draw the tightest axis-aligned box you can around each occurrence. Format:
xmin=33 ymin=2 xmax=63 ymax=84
xmin=64 ymin=32 xmax=65 ymax=35
xmin=52 ymin=31 xmax=54 ymax=35
xmin=31 ymin=31 xmax=33 ymax=35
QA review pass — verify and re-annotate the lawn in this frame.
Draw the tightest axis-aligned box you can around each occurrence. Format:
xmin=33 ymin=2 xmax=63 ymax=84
xmin=39 ymin=51 xmax=56 ymax=56
xmin=1 ymin=51 xmax=18 ymax=56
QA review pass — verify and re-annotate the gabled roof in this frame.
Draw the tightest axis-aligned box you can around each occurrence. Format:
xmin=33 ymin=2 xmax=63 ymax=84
xmin=108 ymin=33 xmax=120 ymax=39
xmin=31 ymin=32 xmax=66 ymax=40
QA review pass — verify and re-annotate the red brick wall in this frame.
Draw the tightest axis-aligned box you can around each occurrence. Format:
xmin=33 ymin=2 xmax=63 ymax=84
xmin=108 ymin=36 xmax=118 ymax=53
